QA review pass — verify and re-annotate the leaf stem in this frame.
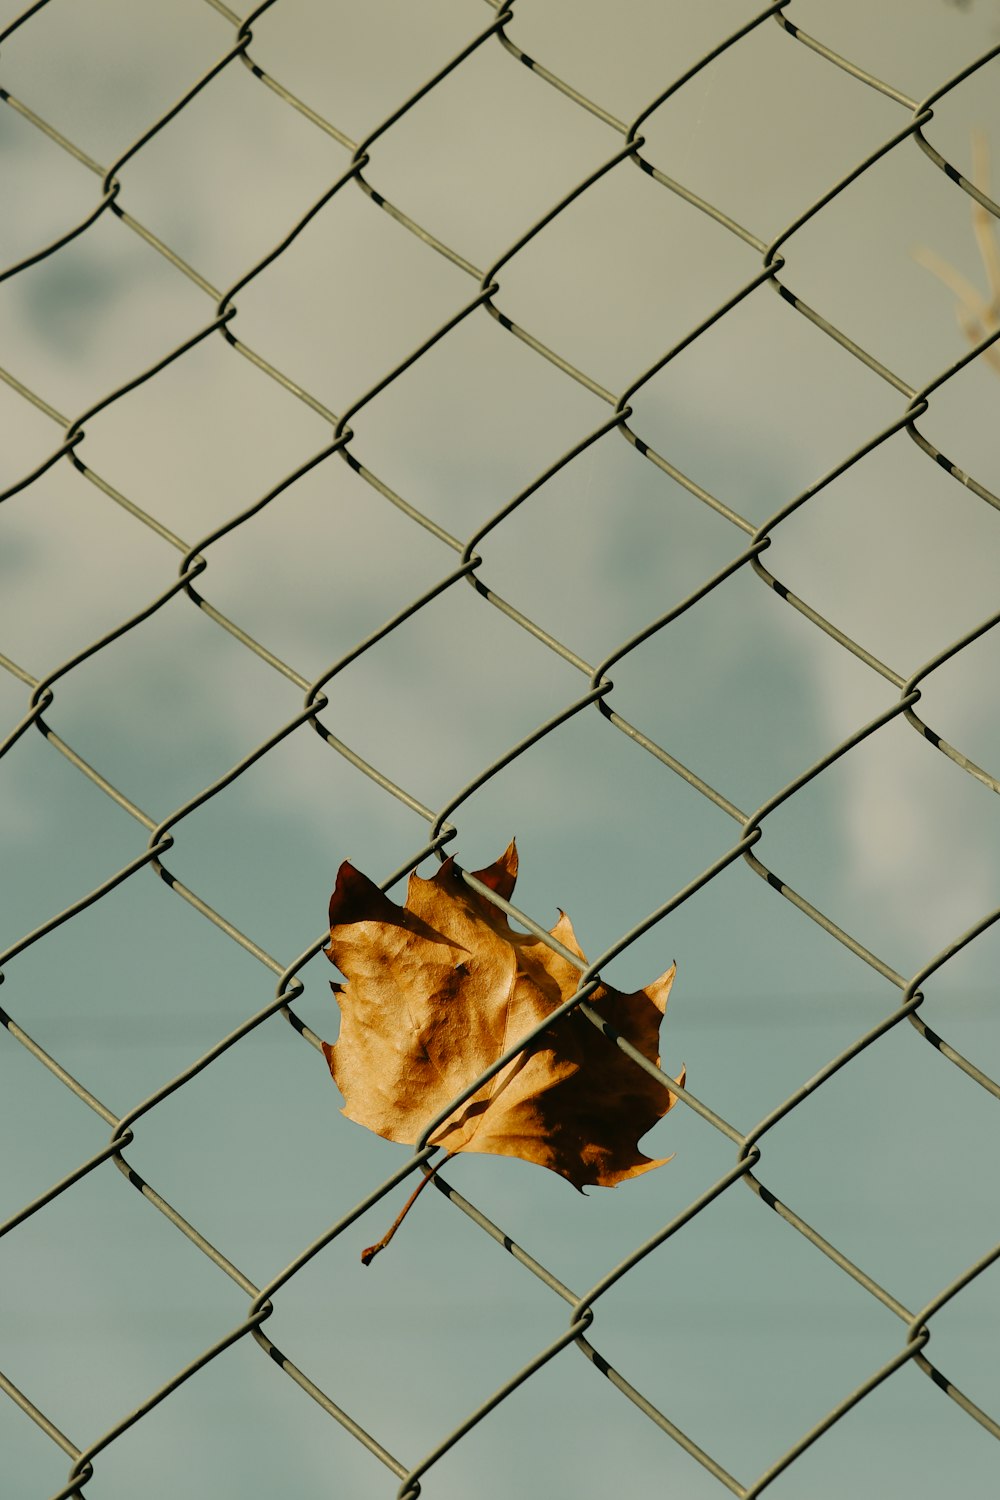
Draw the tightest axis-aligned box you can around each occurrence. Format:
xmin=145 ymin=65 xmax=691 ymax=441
xmin=361 ymin=1152 xmax=456 ymax=1266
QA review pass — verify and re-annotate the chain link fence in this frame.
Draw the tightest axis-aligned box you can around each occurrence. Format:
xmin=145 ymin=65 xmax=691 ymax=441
xmin=1 ymin=1 xmax=999 ymax=1495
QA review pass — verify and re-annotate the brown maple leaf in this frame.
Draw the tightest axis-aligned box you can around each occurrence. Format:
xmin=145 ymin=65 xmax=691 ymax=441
xmin=322 ymin=842 xmax=684 ymax=1258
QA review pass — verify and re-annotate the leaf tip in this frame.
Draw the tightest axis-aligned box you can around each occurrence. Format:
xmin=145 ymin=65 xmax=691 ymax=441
xmin=646 ymin=960 xmax=677 ymax=1015
xmin=328 ymin=860 xmax=396 ymax=931
xmin=472 ymin=838 xmax=519 ymax=899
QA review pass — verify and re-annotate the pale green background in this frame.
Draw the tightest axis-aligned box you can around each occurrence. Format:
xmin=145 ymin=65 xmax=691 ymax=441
xmin=1 ymin=2 xmax=998 ymax=1496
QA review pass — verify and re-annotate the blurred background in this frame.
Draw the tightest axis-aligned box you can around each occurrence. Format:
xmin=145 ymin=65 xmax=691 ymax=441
xmin=1 ymin=1 xmax=999 ymax=1495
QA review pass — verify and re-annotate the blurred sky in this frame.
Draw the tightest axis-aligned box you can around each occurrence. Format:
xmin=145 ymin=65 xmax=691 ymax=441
xmin=1 ymin=2 xmax=999 ymax=1497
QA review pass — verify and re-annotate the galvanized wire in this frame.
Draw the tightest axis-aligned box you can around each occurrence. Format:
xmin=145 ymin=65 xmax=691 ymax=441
xmin=1 ymin=0 xmax=999 ymax=1495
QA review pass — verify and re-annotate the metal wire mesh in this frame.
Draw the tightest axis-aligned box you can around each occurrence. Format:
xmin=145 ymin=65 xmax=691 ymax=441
xmin=1 ymin=0 xmax=999 ymax=1495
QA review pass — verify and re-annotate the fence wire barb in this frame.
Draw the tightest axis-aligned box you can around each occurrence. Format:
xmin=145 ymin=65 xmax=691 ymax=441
xmin=1 ymin=0 xmax=999 ymax=1495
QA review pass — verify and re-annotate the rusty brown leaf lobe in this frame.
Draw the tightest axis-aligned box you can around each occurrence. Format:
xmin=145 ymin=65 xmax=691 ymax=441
xmin=323 ymin=841 xmax=684 ymax=1191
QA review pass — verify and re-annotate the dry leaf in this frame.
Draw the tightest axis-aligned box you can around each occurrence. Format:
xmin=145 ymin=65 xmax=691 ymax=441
xmin=322 ymin=841 xmax=684 ymax=1201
